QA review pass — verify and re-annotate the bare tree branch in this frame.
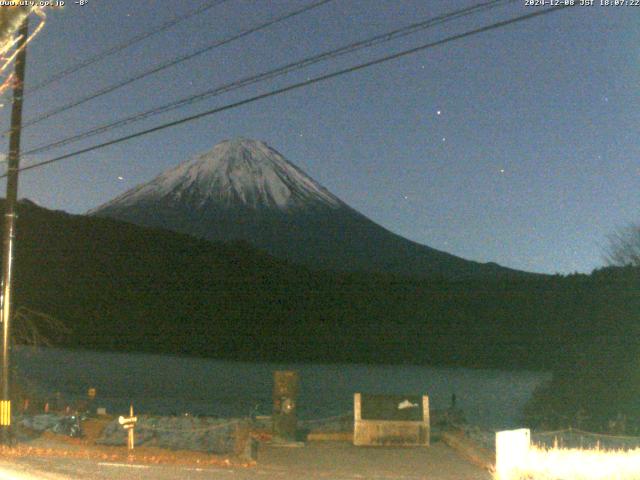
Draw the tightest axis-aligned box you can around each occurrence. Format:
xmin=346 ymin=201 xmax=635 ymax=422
xmin=12 ymin=306 xmax=71 ymax=347
xmin=604 ymin=225 xmax=640 ymax=267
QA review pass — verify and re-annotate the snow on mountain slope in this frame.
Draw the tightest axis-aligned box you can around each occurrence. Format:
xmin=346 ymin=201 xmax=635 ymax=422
xmin=93 ymin=138 xmax=342 ymax=212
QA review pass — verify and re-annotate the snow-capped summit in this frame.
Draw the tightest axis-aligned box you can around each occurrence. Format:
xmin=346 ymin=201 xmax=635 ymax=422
xmin=94 ymin=138 xmax=342 ymax=212
xmin=91 ymin=138 xmax=518 ymax=278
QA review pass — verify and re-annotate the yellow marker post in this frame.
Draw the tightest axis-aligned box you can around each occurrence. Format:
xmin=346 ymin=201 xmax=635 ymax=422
xmin=0 ymin=400 xmax=10 ymax=426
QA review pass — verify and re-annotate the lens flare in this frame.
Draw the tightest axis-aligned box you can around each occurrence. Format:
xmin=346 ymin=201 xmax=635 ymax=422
xmin=0 ymin=6 xmax=51 ymax=98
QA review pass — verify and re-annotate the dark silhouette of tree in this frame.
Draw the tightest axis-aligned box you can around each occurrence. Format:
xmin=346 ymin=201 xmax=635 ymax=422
xmin=604 ymin=225 xmax=640 ymax=267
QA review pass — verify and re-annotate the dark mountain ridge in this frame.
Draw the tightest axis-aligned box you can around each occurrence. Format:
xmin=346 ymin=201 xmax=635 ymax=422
xmin=5 ymin=199 xmax=638 ymax=377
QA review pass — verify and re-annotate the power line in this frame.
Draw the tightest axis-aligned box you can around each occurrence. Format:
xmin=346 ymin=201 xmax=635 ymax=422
xmin=20 ymin=0 xmax=334 ymax=129
xmin=24 ymin=0 xmax=513 ymax=157
xmin=27 ymin=0 xmax=233 ymax=94
xmin=5 ymin=5 xmax=572 ymax=179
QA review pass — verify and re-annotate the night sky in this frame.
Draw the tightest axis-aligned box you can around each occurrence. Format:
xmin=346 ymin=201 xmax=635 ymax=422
xmin=0 ymin=0 xmax=637 ymax=274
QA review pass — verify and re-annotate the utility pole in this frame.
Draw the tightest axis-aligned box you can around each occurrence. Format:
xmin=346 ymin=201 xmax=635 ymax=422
xmin=0 ymin=15 xmax=28 ymax=444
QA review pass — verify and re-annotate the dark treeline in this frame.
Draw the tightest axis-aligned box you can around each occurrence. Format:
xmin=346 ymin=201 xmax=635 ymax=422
xmin=6 ymin=200 xmax=640 ymax=429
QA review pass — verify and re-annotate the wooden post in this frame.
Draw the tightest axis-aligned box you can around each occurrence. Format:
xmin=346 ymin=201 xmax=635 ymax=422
xmin=118 ymin=404 xmax=137 ymax=454
xmin=422 ymin=395 xmax=430 ymax=446
xmin=127 ymin=404 xmax=135 ymax=453
xmin=354 ymin=393 xmax=362 ymax=422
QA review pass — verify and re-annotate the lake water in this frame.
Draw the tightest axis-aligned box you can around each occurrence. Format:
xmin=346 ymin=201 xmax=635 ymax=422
xmin=13 ymin=346 xmax=549 ymax=430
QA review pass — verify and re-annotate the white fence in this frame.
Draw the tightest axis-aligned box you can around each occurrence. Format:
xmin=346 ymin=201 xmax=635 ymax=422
xmin=495 ymin=428 xmax=640 ymax=480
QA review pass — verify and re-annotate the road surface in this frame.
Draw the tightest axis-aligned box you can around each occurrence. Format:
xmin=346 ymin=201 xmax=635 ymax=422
xmin=1 ymin=442 xmax=491 ymax=479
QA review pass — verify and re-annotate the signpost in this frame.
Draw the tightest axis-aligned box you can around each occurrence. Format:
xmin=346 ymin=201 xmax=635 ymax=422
xmin=118 ymin=405 xmax=138 ymax=453
xmin=353 ymin=393 xmax=430 ymax=446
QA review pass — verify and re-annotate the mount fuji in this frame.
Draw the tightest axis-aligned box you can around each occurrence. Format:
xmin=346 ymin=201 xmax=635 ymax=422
xmin=90 ymin=138 xmax=518 ymax=278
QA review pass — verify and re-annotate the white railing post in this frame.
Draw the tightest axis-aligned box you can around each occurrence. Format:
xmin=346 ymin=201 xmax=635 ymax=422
xmin=496 ymin=428 xmax=530 ymax=479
